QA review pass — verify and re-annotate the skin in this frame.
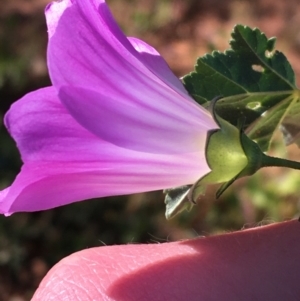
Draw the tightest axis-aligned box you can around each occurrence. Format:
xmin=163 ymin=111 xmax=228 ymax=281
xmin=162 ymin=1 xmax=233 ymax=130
xmin=31 ymin=219 xmax=300 ymax=301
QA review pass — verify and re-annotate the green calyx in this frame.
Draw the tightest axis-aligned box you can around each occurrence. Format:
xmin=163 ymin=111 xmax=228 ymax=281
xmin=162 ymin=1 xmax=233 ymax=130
xmin=164 ymin=98 xmax=300 ymax=219
xmin=164 ymin=109 xmax=261 ymax=219
xmin=190 ymin=110 xmax=265 ymax=203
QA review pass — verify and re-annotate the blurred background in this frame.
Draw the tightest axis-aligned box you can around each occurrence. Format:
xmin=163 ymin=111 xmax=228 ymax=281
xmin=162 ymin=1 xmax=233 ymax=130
xmin=1 ymin=0 xmax=300 ymax=299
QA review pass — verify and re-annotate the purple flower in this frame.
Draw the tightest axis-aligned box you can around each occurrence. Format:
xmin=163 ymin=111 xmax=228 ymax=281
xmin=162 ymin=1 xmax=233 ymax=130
xmin=0 ymin=0 xmax=217 ymax=215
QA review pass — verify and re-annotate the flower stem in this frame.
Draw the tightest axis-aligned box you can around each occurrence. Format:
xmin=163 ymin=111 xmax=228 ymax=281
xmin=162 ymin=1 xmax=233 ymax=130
xmin=262 ymin=154 xmax=300 ymax=170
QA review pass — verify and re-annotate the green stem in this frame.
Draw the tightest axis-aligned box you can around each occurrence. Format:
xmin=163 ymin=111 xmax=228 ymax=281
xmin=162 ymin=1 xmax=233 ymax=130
xmin=262 ymin=154 xmax=300 ymax=170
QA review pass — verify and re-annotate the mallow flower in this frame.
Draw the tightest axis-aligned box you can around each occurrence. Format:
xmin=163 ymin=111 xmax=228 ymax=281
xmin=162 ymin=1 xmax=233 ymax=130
xmin=0 ymin=0 xmax=218 ymax=215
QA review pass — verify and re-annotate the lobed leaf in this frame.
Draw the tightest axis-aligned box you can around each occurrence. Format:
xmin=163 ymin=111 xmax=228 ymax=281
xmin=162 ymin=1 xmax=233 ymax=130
xmin=183 ymin=24 xmax=299 ymax=151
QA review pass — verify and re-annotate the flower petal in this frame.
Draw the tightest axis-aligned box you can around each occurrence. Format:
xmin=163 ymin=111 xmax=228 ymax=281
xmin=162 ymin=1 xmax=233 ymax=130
xmin=128 ymin=37 xmax=189 ymax=95
xmin=46 ymin=0 xmax=217 ymax=154
xmin=5 ymin=87 xmax=108 ymax=163
xmin=1 ymin=87 xmax=210 ymax=214
xmin=59 ymin=85 xmax=215 ymax=154
xmin=46 ymin=0 xmax=192 ymax=97
xmin=0 ymin=149 xmax=209 ymax=214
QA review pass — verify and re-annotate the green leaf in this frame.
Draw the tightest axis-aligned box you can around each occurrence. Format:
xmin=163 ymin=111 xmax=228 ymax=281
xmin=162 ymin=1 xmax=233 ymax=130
xmin=183 ymin=24 xmax=299 ymax=151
